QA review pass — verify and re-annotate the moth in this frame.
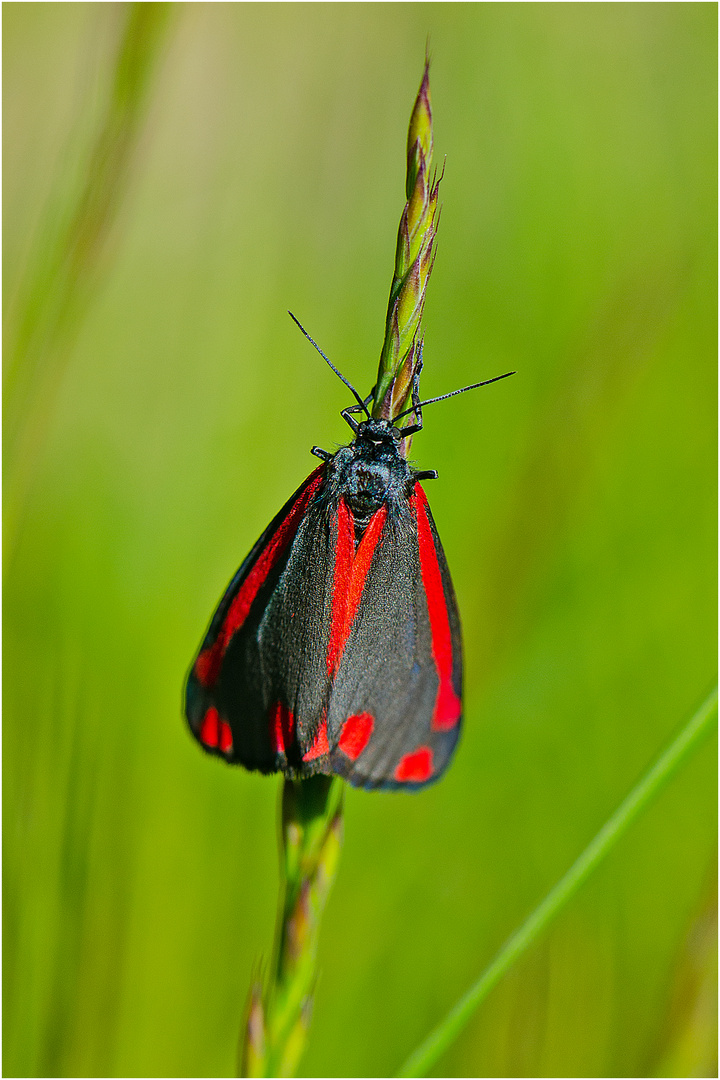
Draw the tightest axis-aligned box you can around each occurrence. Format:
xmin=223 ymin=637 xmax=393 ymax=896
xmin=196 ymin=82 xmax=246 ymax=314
xmin=185 ymin=316 xmax=512 ymax=789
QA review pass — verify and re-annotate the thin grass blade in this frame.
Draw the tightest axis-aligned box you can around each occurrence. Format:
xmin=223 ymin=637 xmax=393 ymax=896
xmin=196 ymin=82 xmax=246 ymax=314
xmin=397 ymin=687 xmax=718 ymax=1078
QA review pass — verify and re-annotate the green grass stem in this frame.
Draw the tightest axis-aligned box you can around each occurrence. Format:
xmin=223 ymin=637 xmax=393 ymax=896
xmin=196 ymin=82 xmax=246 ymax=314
xmin=397 ymin=687 xmax=718 ymax=1078
xmin=239 ymin=776 xmax=344 ymax=1077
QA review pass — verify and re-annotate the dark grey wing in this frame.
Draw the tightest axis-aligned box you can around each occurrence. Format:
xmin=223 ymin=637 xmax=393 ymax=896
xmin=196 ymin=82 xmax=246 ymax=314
xmin=185 ymin=467 xmax=339 ymax=773
xmin=324 ymin=485 xmax=463 ymax=790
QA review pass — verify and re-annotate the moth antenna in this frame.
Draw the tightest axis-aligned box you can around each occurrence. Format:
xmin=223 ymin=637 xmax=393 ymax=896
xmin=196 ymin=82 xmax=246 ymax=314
xmin=394 ymin=370 xmax=515 ymax=422
xmin=288 ymin=311 xmax=370 ymax=418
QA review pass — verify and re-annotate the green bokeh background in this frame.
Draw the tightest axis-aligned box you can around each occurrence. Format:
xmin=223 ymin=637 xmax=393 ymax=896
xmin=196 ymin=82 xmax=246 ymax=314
xmin=4 ymin=4 xmax=716 ymax=1077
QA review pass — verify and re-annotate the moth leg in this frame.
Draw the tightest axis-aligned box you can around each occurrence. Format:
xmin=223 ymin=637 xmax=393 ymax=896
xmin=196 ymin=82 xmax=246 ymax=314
xmin=340 ymin=389 xmax=375 ymax=434
xmin=414 ymin=469 xmax=438 ymax=481
xmin=398 ymin=343 xmax=425 ymax=438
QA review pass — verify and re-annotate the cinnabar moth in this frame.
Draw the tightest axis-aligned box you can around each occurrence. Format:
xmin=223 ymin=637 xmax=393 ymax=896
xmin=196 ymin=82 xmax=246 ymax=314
xmin=185 ymin=318 xmax=513 ymax=790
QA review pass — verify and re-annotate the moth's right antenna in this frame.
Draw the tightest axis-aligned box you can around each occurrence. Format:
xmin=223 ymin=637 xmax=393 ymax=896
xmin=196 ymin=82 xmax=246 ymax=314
xmin=393 ymin=370 xmax=516 ymax=422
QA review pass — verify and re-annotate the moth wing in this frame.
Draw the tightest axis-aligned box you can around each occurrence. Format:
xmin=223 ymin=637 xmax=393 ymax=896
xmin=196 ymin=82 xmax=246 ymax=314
xmin=325 ymin=485 xmax=463 ymax=790
xmin=185 ymin=467 xmax=334 ymax=771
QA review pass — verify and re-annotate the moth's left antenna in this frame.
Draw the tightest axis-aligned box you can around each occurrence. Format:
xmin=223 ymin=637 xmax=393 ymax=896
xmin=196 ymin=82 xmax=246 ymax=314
xmin=288 ymin=311 xmax=370 ymax=418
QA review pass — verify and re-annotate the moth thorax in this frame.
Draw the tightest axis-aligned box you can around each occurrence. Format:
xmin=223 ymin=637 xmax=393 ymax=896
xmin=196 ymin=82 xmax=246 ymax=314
xmin=344 ymin=460 xmax=391 ymax=521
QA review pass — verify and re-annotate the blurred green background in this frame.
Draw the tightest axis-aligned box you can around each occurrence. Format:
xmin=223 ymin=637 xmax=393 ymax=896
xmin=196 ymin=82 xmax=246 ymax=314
xmin=3 ymin=4 xmax=716 ymax=1077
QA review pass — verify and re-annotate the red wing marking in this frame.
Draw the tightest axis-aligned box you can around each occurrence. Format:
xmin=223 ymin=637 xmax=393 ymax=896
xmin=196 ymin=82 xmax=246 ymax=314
xmin=306 ymin=501 xmax=385 ymax=765
xmin=269 ymin=702 xmax=295 ymax=755
xmin=394 ymin=746 xmax=433 ymax=782
xmin=195 ymin=649 xmax=219 ymax=687
xmin=327 ymin=502 xmax=388 ymax=677
xmin=326 ymin=498 xmax=355 ymax=676
xmin=219 ymin=720 xmax=233 ymax=754
xmin=200 ymin=707 xmax=220 ymax=748
xmin=344 ymin=507 xmax=387 ymax=644
xmin=303 ymin=714 xmax=330 ymax=762
xmin=338 ymin=713 xmax=374 ymax=760
xmin=195 ymin=470 xmax=324 ymax=688
xmin=414 ymin=488 xmax=461 ymax=730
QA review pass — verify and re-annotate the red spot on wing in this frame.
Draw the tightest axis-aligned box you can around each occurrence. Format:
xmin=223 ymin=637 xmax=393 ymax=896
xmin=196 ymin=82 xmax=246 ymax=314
xmin=327 ymin=501 xmax=387 ymax=677
xmin=270 ymin=702 xmax=295 ymax=755
xmin=194 ymin=470 xmax=324 ymax=688
xmin=195 ymin=647 xmax=220 ymax=687
xmin=394 ymin=746 xmax=433 ymax=782
xmin=337 ymin=713 xmax=374 ymax=760
xmin=200 ymin=707 xmax=220 ymax=748
xmin=414 ymin=488 xmax=461 ymax=730
xmin=219 ymin=720 xmax=233 ymax=754
xmin=303 ymin=714 xmax=330 ymax=762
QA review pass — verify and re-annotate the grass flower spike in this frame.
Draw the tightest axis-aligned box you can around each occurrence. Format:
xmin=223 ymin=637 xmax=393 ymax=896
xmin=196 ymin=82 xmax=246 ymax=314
xmin=373 ymin=61 xmax=440 ymax=448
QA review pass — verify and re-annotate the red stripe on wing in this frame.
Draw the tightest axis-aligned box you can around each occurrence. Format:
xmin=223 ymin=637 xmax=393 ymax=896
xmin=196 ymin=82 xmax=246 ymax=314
xmin=414 ymin=487 xmax=461 ymax=730
xmin=326 ymin=498 xmax=355 ymax=676
xmin=270 ymin=702 xmax=295 ymax=755
xmin=326 ymin=500 xmax=387 ymax=677
xmin=195 ymin=470 xmax=323 ymax=687
xmin=305 ymin=501 xmax=385 ymax=766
